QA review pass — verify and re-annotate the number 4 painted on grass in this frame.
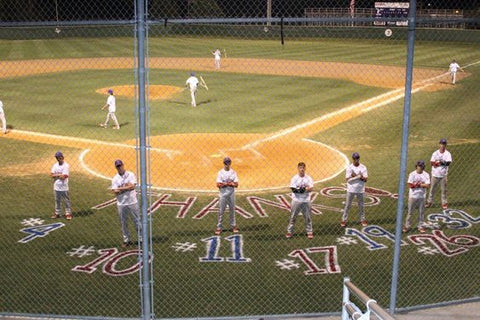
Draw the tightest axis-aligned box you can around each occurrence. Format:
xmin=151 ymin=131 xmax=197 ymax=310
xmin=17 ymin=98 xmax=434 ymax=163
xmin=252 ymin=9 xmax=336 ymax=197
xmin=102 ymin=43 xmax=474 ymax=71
xmin=18 ymin=222 xmax=65 ymax=243
xmin=289 ymin=246 xmax=341 ymax=275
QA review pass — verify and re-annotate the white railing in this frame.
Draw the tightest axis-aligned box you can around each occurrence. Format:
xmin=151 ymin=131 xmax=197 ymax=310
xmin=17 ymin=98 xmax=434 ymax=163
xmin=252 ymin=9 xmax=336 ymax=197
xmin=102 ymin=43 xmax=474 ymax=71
xmin=342 ymin=277 xmax=396 ymax=320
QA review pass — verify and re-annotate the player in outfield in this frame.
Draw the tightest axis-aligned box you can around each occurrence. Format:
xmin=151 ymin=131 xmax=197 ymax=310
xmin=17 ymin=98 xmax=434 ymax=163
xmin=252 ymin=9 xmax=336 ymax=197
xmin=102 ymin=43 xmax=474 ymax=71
xmin=111 ymin=159 xmax=141 ymax=247
xmin=215 ymin=157 xmax=239 ymax=235
xmin=0 ymin=100 xmax=7 ymax=134
xmin=100 ymin=89 xmax=120 ymax=129
xmin=403 ymin=160 xmax=430 ymax=234
xmin=341 ymin=152 xmax=368 ymax=227
xmin=286 ymin=162 xmax=314 ymax=239
xmin=426 ymin=139 xmax=452 ymax=210
xmin=50 ymin=151 xmax=72 ymax=220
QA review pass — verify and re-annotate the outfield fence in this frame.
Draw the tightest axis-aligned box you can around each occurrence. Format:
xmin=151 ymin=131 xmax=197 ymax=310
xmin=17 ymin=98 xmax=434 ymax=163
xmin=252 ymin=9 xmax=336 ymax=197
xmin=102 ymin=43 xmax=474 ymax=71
xmin=0 ymin=0 xmax=479 ymax=320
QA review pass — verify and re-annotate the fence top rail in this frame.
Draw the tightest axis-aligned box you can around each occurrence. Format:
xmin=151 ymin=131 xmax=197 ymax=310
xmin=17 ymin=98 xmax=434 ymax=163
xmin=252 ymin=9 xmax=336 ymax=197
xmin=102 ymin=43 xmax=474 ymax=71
xmin=344 ymin=278 xmax=397 ymax=320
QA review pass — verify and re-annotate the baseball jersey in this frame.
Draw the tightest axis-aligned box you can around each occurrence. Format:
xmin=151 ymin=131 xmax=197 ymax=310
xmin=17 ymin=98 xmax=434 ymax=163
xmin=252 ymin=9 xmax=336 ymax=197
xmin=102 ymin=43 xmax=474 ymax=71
xmin=408 ymin=170 xmax=430 ymax=199
xmin=449 ymin=62 xmax=460 ymax=73
xmin=213 ymin=50 xmax=221 ymax=60
xmin=290 ymin=174 xmax=313 ymax=202
xmin=430 ymin=149 xmax=452 ymax=178
xmin=0 ymin=100 xmax=3 ymax=113
xmin=51 ymin=162 xmax=69 ymax=191
xmin=112 ymin=170 xmax=138 ymax=206
xmin=345 ymin=163 xmax=368 ymax=193
xmin=186 ymin=76 xmax=199 ymax=91
xmin=107 ymin=95 xmax=116 ymax=113
xmin=216 ymin=168 xmax=238 ymax=196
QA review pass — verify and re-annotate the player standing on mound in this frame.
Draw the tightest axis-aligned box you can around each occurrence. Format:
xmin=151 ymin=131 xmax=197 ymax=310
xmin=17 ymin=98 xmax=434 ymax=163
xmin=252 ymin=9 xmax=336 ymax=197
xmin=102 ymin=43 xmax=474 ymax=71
xmin=403 ymin=160 xmax=430 ymax=233
xmin=111 ymin=159 xmax=141 ymax=248
xmin=185 ymin=72 xmax=199 ymax=107
xmin=100 ymin=89 xmax=120 ymax=129
xmin=212 ymin=48 xmax=221 ymax=69
xmin=215 ymin=157 xmax=239 ymax=235
xmin=341 ymin=152 xmax=368 ymax=227
xmin=426 ymin=139 xmax=452 ymax=209
xmin=286 ymin=162 xmax=314 ymax=239
xmin=50 ymin=151 xmax=72 ymax=220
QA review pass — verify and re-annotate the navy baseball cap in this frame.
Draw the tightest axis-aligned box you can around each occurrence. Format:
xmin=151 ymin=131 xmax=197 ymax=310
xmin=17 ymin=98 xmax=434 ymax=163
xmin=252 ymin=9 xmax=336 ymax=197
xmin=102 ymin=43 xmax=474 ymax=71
xmin=54 ymin=151 xmax=63 ymax=158
xmin=352 ymin=152 xmax=360 ymax=159
xmin=190 ymin=71 xmax=195 ymax=76
xmin=108 ymin=89 xmax=113 ymax=94
xmin=416 ymin=160 xmax=425 ymax=168
xmin=223 ymin=157 xmax=231 ymax=164
xmin=439 ymin=138 xmax=447 ymax=144
xmin=114 ymin=159 xmax=124 ymax=167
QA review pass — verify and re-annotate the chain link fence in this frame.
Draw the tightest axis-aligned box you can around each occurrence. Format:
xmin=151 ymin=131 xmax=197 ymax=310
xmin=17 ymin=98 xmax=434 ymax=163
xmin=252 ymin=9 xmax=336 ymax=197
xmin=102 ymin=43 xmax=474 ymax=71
xmin=1 ymin=0 xmax=479 ymax=319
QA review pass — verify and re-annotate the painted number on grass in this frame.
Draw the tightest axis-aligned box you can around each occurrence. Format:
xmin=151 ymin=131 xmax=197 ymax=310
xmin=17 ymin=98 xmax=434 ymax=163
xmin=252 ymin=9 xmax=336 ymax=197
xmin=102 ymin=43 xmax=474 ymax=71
xmin=18 ymin=222 xmax=65 ymax=243
xmin=408 ymin=230 xmax=480 ymax=257
xmin=289 ymin=246 xmax=341 ymax=275
xmin=72 ymin=248 xmax=151 ymax=276
xmin=200 ymin=234 xmax=251 ymax=263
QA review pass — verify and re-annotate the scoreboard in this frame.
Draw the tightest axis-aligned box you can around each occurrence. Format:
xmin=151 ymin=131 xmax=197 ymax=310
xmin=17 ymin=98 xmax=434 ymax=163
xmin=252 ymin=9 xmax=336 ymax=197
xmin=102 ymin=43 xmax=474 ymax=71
xmin=374 ymin=2 xmax=409 ymax=26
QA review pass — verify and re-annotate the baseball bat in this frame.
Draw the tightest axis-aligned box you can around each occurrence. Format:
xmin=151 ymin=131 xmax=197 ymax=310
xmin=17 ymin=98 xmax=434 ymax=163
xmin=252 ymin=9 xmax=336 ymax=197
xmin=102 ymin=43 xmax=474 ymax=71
xmin=200 ymin=76 xmax=209 ymax=91
xmin=223 ymin=48 xmax=227 ymax=59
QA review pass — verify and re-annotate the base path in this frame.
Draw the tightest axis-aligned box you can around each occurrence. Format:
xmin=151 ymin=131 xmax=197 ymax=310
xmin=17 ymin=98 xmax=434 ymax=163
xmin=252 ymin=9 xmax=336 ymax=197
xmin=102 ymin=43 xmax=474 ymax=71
xmin=2 ymin=57 xmax=462 ymax=192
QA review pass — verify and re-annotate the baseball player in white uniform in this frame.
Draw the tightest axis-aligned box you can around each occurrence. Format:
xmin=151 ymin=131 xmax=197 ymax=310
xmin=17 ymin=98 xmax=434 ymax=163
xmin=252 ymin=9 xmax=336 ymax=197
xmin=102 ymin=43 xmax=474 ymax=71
xmin=0 ymin=100 xmax=7 ymax=134
xmin=185 ymin=72 xmax=199 ymax=107
xmin=215 ymin=157 xmax=239 ymax=235
xmin=403 ymin=160 xmax=430 ymax=233
xmin=341 ymin=152 xmax=368 ymax=227
xmin=50 ymin=151 xmax=72 ymax=220
xmin=448 ymin=59 xmax=464 ymax=85
xmin=426 ymin=139 xmax=452 ymax=210
xmin=286 ymin=162 xmax=314 ymax=239
xmin=111 ymin=159 xmax=141 ymax=247
xmin=100 ymin=89 xmax=120 ymax=129
xmin=212 ymin=48 xmax=221 ymax=69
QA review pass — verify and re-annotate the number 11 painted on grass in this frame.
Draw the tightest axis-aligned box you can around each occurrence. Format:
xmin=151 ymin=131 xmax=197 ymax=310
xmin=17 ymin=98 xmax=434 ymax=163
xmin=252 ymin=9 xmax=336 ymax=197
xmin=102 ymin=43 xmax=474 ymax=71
xmin=200 ymin=234 xmax=251 ymax=263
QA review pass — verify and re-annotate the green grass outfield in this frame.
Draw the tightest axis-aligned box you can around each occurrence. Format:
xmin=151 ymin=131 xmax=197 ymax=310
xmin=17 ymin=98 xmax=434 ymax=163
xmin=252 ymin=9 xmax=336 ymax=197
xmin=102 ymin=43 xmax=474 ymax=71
xmin=0 ymin=36 xmax=479 ymax=318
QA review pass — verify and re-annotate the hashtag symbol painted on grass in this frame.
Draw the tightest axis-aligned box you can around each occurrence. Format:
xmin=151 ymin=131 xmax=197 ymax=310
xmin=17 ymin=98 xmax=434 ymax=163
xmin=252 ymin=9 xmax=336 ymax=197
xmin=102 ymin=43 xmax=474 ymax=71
xmin=21 ymin=218 xmax=45 ymax=227
xmin=275 ymin=259 xmax=300 ymax=270
xmin=336 ymin=236 xmax=358 ymax=245
xmin=417 ymin=246 xmax=439 ymax=255
xmin=172 ymin=242 xmax=197 ymax=252
xmin=66 ymin=245 xmax=97 ymax=257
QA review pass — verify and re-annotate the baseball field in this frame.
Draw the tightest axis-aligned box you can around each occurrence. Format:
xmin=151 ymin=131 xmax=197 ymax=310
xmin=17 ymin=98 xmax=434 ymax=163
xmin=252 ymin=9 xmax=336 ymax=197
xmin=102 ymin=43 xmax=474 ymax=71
xmin=0 ymin=34 xmax=479 ymax=318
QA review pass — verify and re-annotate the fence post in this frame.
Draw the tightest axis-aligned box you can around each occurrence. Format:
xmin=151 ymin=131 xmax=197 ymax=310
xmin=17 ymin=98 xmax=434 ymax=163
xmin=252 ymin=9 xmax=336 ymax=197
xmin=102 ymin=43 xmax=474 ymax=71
xmin=389 ymin=0 xmax=418 ymax=314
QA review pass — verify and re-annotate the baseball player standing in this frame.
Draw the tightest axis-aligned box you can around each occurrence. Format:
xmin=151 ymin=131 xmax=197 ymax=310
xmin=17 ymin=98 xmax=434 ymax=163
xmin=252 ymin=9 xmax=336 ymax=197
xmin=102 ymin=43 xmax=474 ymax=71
xmin=100 ymin=89 xmax=120 ymax=129
xmin=403 ymin=160 xmax=430 ymax=233
xmin=426 ymin=139 xmax=452 ymax=209
xmin=448 ymin=59 xmax=464 ymax=85
xmin=0 ymin=100 xmax=7 ymax=134
xmin=185 ymin=72 xmax=199 ymax=107
xmin=111 ymin=159 xmax=142 ymax=247
xmin=212 ymin=48 xmax=221 ymax=69
xmin=341 ymin=152 xmax=368 ymax=227
xmin=215 ymin=157 xmax=239 ymax=235
xmin=50 ymin=151 xmax=72 ymax=220
xmin=286 ymin=162 xmax=314 ymax=239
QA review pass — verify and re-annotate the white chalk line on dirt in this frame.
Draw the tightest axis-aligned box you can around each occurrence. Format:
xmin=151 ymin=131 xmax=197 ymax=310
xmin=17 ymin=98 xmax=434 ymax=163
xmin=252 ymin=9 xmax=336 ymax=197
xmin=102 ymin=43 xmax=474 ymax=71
xmin=9 ymin=129 xmax=180 ymax=159
xmin=241 ymin=59 xmax=480 ymax=151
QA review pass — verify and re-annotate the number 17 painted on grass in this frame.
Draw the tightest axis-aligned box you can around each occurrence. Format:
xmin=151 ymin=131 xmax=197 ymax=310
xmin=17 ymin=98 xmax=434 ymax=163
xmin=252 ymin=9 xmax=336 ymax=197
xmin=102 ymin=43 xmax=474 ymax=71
xmin=289 ymin=246 xmax=341 ymax=275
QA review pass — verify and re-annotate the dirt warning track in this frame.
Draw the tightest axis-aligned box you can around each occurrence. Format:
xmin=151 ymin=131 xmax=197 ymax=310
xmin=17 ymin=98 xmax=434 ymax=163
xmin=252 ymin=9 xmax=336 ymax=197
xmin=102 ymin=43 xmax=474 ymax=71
xmin=2 ymin=57 xmax=460 ymax=192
